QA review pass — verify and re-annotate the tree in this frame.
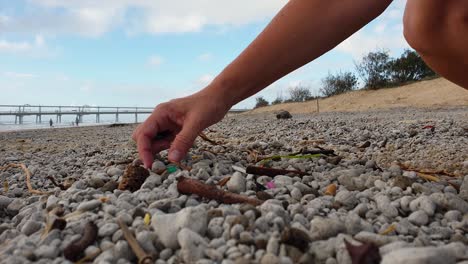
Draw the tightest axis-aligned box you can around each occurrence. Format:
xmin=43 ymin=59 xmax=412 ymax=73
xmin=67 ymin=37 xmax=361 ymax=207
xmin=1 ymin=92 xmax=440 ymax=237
xmin=320 ymin=71 xmax=358 ymax=97
xmin=288 ymin=85 xmax=312 ymax=102
xmin=254 ymin=96 xmax=269 ymax=108
xmin=388 ymin=49 xmax=436 ymax=84
xmin=271 ymin=97 xmax=283 ymax=105
xmin=355 ymin=49 xmax=391 ymax=89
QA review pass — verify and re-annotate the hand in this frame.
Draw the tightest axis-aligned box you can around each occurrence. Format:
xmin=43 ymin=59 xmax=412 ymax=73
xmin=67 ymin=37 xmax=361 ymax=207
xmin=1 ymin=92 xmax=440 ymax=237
xmin=132 ymin=90 xmax=230 ymax=168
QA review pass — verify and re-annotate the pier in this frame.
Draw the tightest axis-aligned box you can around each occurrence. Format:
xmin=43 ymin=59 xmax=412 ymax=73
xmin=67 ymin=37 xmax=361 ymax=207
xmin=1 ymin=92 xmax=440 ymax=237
xmin=0 ymin=105 xmax=249 ymax=124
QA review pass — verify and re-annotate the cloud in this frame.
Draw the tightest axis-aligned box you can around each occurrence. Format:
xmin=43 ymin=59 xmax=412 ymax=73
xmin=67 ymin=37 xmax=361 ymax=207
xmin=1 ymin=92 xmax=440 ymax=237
xmin=3 ymin=0 xmax=287 ymax=36
xmin=0 ymin=39 xmax=32 ymax=52
xmin=197 ymin=52 xmax=213 ymax=62
xmin=147 ymin=55 xmax=164 ymax=67
xmin=3 ymin=72 xmax=37 ymax=78
xmin=0 ymin=34 xmax=55 ymax=57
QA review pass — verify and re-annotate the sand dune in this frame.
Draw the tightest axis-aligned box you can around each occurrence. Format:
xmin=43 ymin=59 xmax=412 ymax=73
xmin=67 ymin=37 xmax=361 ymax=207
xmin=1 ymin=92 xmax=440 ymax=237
xmin=248 ymin=78 xmax=468 ymax=114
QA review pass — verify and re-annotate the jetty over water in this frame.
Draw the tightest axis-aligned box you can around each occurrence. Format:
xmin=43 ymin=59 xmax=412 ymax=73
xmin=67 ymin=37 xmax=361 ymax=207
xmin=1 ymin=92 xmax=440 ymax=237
xmin=0 ymin=105 xmax=249 ymax=124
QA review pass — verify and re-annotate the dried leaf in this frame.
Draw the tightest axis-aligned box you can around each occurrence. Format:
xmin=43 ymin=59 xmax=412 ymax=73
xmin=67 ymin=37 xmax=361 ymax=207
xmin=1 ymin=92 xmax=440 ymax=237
xmin=345 ymin=239 xmax=381 ymax=264
xmin=324 ymin=184 xmax=337 ymax=196
xmin=379 ymin=224 xmax=396 ymax=235
xmin=118 ymin=165 xmax=150 ymax=192
xmin=144 ymin=213 xmax=151 ymax=226
xmin=417 ymin=172 xmax=440 ymax=182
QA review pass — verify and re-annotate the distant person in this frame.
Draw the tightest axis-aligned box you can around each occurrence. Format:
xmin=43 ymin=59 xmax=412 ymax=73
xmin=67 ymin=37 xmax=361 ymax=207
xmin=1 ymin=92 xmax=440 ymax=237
xmin=133 ymin=0 xmax=468 ymax=168
xmin=75 ymin=116 xmax=79 ymax=126
xmin=49 ymin=118 xmax=53 ymax=127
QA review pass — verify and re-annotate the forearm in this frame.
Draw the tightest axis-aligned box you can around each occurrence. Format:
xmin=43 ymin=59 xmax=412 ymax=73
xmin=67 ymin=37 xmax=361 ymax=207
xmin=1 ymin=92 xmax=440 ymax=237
xmin=203 ymin=0 xmax=392 ymax=106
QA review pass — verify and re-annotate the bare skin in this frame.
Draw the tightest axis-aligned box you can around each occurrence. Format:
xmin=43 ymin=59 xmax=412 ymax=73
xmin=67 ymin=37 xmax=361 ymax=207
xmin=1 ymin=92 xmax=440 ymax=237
xmin=133 ymin=0 xmax=468 ymax=168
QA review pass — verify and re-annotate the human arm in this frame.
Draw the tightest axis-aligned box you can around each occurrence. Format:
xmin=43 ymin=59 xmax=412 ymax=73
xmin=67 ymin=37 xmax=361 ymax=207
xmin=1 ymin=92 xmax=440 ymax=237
xmin=133 ymin=0 xmax=393 ymax=168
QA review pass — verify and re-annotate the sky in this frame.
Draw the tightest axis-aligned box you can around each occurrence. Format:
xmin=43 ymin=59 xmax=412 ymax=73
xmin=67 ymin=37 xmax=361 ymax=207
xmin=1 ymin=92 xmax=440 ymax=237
xmin=0 ymin=0 xmax=410 ymax=109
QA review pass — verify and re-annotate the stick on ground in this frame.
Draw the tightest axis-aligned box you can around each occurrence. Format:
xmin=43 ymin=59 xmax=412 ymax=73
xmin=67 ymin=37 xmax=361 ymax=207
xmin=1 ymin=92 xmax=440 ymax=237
xmin=0 ymin=163 xmax=49 ymax=195
xmin=177 ymin=176 xmax=263 ymax=206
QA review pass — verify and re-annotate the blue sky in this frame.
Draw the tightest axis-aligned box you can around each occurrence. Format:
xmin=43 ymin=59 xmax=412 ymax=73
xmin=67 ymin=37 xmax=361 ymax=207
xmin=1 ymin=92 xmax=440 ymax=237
xmin=0 ymin=0 xmax=410 ymax=109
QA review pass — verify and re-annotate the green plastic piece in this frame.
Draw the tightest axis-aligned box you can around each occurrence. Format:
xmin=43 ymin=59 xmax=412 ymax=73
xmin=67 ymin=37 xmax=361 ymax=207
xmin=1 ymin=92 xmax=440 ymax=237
xmin=167 ymin=165 xmax=178 ymax=173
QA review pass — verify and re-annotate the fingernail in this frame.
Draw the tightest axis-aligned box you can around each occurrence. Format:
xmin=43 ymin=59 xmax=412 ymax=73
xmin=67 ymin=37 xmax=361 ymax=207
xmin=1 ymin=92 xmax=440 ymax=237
xmin=168 ymin=150 xmax=182 ymax=162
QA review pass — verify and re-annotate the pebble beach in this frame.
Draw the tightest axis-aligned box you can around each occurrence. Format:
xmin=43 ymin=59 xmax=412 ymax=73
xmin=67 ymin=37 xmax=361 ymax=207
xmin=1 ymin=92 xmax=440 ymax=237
xmin=0 ymin=107 xmax=467 ymax=264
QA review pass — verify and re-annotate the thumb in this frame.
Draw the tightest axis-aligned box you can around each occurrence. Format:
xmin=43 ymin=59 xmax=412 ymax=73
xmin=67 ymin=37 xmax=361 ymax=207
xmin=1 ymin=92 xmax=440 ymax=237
xmin=168 ymin=119 xmax=200 ymax=162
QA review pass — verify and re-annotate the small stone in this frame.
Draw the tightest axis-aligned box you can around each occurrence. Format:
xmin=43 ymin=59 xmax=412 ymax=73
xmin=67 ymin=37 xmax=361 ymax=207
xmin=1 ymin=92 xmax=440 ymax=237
xmin=354 ymin=231 xmax=399 ymax=247
xmin=152 ymin=206 xmax=208 ymax=249
xmin=77 ymin=200 xmax=101 ymax=212
xmin=21 ymin=220 xmax=43 ymax=236
xmin=290 ymin=188 xmax=302 ymax=200
xmin=261 ymin=253 xmax=280 ymax=264
xmin=444 ymin=210 xmax=461 ymax=222
xmin=227 ymin=172 xmax=246 ymax=193
xmin=0 ymin=195 xmax=13 ymax=209
xmin=239 ymin=231 xmax=254 ymax=244
xmin=178 ymin=228 xmax=208 ymax=263
xmin=375 ymin=195 xmax=398 ymax=218
xmin=46 ymin=195 xmax=59 ymax=211
xmin=381 ymin=247 xmax=456 ymax=264
xmin=34 ymin=245 xmax=59 ymax=259
xmin=276 ymin=110 xmax=292 ymax=119
xmin=159 ymin=248 xmax=173 ymax=260
xmin=310 ymin=217 xmax=345 ymax=240
xmin=151 ymin=160 xmax=166 ymax=173
xmin=408 ymin=210 xmax=429 ymax=226
xmin=230 ymin=224 xmax=244 ymax=239
xmin=266 ymin=236 xmax=279 ymax=255
xmin=393 ymin=176 xmax=414 ymax=189
xmin=141 ymin=175 xmax=162 ymax=190
xmin=460 ymin=175 xmax=468 ymax=202
xmin=280 ymin=227 xmax=311 ymax=252
xmin=136 ymin=231 xmax=157 ymax=253
xmin=335 ymin=190 xmax=358 ymax=209
xmin=88 ymin=175 xmax=106 ymax=188
xmin=107 ymin=167 xmax=123 ymax=177
xmin=99 ymin=223 xmax=119 ymax=237
xmin=114 ymin=240 xmax=134 ymax=261
xmin=430 ymin=193 xmax=468 ymax=213
xmin=101 ymin=180 xmax=118 ymax=192
xmin=409 ymin=195 xmax=436 ymax=216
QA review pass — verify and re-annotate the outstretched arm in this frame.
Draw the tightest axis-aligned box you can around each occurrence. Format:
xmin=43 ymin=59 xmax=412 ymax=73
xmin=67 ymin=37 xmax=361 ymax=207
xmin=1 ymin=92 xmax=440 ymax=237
xmin=206 ymin=0 xmax=393 ymax=105
xmin=133 ymin=0 xmax=393 ymax=168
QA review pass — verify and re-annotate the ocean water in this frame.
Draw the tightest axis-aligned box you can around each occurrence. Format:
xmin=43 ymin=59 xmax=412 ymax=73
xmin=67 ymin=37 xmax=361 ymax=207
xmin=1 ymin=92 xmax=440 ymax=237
xmin=0 ymin=114 xmax=150 ymax=132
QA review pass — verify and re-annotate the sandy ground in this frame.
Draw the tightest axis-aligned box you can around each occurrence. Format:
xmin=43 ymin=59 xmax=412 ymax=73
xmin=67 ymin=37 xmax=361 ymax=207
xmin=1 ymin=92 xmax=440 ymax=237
xmin=248 ymin=78 xmax=468 ymax=115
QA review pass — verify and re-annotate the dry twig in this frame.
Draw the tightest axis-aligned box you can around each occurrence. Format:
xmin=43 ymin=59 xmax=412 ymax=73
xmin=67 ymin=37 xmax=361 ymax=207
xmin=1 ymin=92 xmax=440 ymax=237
xmin=117 ymin=218 xmax=153 ymax=264
xmin=398 ymin=163 xmax=460 ymax=177
xmin=217 ymin=177 xmax=231 ymax=187
xmin=0 ymin=163 xmax=49 ymax=195
xmin=177 ymin=177 xmax=263 ymax=206
xmin=46 ymin=176 xmax=69 ymax=190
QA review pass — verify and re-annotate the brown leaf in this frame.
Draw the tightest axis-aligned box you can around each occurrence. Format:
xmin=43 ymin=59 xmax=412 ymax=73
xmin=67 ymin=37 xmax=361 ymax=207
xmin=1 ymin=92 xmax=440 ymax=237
xmin=118 ymin=165 xmax=149 ymax=192
xmin=345 ymin=239 xmax=381 ymax=264
xmin=324 ymin=184 xmax=337 ymax=196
